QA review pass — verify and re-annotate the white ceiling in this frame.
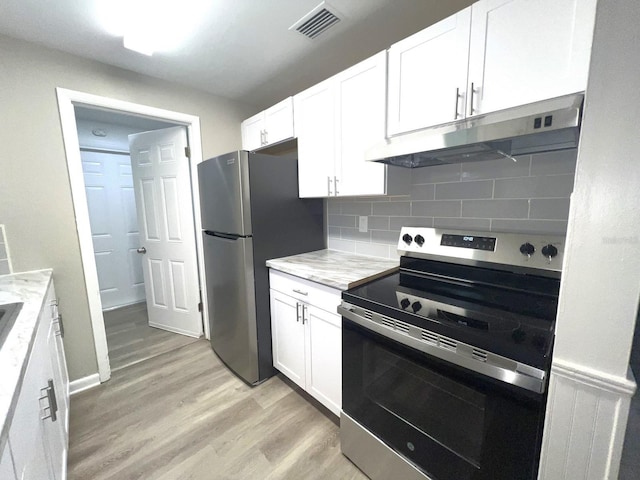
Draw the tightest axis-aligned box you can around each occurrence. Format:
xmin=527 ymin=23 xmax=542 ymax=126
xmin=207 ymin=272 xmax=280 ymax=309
xmin=0 ymin=0 xmax=473 ymax=109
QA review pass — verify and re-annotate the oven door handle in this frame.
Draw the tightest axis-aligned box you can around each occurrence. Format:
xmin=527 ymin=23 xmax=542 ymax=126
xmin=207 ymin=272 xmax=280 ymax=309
xmin=338 ymin=303 xmax=546 ymax=394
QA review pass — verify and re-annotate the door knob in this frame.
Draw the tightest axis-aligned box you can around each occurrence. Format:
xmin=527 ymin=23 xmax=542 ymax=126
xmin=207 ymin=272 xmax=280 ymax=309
xmin=136 ymin=247 xmax=147 ymax=254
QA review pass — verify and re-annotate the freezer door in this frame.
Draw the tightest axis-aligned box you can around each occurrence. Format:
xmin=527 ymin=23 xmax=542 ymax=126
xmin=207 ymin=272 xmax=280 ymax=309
xmin=198 ymin=151 xmax=252 ymax=235
xmin=203 ymin=231 xmax=259 ymax=384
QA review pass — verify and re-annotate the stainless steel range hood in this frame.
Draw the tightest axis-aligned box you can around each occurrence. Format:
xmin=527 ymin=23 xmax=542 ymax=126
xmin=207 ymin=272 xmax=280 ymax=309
xmin=367 ymin=93 xmax=583 ymax=168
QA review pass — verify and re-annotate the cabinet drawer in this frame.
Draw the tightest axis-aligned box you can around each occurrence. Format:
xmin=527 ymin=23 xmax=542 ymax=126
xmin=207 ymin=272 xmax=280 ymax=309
xmin=269 ymin=270 xmax=341 ymax=315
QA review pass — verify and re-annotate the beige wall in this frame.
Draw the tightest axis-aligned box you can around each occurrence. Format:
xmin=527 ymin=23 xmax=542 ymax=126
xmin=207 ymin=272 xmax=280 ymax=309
xmin=0 ymin=34 xmax=256 ymax=381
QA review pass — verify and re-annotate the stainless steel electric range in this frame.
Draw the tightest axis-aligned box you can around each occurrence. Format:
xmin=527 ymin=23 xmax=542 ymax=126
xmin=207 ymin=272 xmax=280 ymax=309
xmin=339 ymin=227 xmax=564 ymax=480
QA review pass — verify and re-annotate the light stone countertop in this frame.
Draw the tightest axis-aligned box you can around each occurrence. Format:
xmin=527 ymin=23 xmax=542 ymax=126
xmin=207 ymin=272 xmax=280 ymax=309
xmin=0 ymin=269 xmax=53 ymax=452
xmin=266 ymin=249 xmax=398 ymax=290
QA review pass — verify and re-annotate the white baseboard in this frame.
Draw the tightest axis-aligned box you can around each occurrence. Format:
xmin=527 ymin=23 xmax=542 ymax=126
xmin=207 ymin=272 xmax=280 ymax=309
xmin=148 ymin=321 xmax=202 ymax=338
xmin=69 ymin=373 xmax=101 ymax=395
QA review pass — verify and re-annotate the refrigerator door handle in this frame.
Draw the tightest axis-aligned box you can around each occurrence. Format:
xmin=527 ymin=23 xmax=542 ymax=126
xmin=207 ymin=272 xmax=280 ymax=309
xmin=204 ymin=230 xmax=247 ymax=241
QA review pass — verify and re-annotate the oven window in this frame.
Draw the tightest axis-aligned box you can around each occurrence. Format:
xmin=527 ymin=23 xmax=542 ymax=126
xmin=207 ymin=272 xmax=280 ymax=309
xmin=363 ymin=342 xmax=486 ymax=466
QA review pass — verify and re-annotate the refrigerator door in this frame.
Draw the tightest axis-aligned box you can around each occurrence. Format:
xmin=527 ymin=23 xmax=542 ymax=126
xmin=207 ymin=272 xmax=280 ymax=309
xmin=198 ymin=151 xmax=252 ymax=235
xmin=203 ymin=231 xmax=259 ymax=384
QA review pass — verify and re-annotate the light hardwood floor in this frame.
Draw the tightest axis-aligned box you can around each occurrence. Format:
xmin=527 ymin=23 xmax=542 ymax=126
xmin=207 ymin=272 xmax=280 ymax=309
xmin=104 ymin=302 xmax=200 ymax=372
xmin=68 ymin=340 xmax=367 ymax=480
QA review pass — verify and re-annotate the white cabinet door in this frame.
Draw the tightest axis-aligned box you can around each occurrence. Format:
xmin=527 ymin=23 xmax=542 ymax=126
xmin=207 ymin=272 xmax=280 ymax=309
xmin=335 ymin=51 xmax=388 ymax=196
xmin=387 ymin=8 xmax=471 ymax=135
xmin=468 ymin=0 xmax=596 ymax=115
xmin=304 ymin=305 xmax=342 ymax=416
xmin=294 ymin=79 xmax=337 ymax=198
xmin=264 ymin=97 xmax=294 ymax=146
xmin=270 ymin=289 xmax=306 ymax=388
xmin=43 ymin=320 xmax=67 ymax=480
xmin=0 ymin=441 xmax=16 ymax=480
xmin=46 ymin=284 xmax=69 ymax=436
xmin=9 ymin=315 xmax=53 ymax=480
xmin=240 ymin=112 xmax=264 ymax=151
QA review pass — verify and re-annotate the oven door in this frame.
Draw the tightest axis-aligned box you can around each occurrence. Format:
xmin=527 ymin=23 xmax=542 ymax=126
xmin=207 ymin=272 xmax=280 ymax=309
xmin=341 ymin=314 xmax=546 ymax=480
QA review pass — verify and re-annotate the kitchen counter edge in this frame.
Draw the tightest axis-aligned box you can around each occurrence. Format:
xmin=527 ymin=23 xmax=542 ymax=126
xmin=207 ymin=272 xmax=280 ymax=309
xmin=266 ymin=249 xmax=398 ymax=291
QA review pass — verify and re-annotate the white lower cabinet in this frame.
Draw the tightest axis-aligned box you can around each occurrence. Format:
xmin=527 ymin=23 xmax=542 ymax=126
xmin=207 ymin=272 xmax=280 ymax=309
xmin=7 ymin=279 xmax=68 ymax=480
xmin=0 ymin=439 xmax=16 ymax=480
xmin=269 ymin=271 xmax=342 ymax=416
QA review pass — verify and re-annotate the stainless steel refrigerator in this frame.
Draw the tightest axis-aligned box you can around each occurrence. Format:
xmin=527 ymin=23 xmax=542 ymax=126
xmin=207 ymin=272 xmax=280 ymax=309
xmin=198 ymin=151 xmax=325 ymax=385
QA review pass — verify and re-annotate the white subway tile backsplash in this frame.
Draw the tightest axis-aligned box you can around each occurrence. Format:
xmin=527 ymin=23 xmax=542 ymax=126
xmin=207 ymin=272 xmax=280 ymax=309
xmin=326 ymin=149 xmax=577 ymax=260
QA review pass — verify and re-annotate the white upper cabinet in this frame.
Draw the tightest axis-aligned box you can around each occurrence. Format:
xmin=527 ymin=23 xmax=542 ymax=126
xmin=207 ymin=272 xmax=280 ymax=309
xmin=387 ymin=0 xmax=596 ymax=135
xmin=387 ymin=8 xmax=471 ymax=136
xmin=335 ymin=51 xmax=388 ymax=196
xmin=295 ymin=51 xmax=408 ymax=198
xmin=468 ymin=0 xmax=597 ymax=115
xmin=294 ymin=78 xmax=336 ymax=198
xmin=241 ymin=97 xmax=294 ymax=151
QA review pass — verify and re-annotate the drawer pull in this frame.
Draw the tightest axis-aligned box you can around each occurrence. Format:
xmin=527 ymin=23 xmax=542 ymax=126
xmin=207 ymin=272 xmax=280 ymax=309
xmin=293 ymin=289 xmax=308 ymax=296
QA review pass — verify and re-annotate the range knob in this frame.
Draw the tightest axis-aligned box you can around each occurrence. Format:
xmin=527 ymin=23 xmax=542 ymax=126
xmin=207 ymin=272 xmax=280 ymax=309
xmin=400 ymin=298 xmax=411 ymax=310
xmin=519 ymin=242 xmax=535 ymax=257
xmin=411 ymin=301 xmax=422 ymax=313
xmin=541 ymin=244 xmax=558 ymax=260
xmin=414 ymin=234 xmax=425 ymax=247
xmin=402 ymin=233 xmax=413 ymax=245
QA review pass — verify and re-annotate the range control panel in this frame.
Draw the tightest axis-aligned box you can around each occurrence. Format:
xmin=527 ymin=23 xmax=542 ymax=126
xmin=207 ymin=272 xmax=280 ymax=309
xmin=398 ymin=227 xmax=564 ymax=274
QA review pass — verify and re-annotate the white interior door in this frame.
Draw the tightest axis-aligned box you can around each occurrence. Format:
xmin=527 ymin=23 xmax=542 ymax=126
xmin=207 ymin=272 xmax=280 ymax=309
xmin=128 ymin=126 xmax=203 ymax=337
xmin=81 ymin=151 xmax=145 ymax=309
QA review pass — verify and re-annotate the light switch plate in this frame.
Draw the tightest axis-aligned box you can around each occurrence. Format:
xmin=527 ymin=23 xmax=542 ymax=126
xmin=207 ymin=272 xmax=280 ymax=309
xmin=358 ymin=216 xmax=368 ymax=233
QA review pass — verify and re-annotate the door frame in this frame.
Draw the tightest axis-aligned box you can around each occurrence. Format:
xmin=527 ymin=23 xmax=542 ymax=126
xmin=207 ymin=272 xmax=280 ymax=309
xmin=57 ymin=88 xmax=210 ymax=383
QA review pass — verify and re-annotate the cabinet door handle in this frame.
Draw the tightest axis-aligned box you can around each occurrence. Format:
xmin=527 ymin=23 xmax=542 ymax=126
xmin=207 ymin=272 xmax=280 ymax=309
xmin=334 ymin=176 xmax=339 ymax=196
xmin=296 ymin=302 xmax=301 ymax=322
xmin=40 ymin=379 xmax=58 ymax=422
xmin=302 ymin=305 xmax=308 ymax=325
xmin=327 ymin=176 xmax=333 ymax=196
xmin=454 ymin=87 xmax=460 ymax=119
xmin=54 ymin=314 xmax=64 ymax=338
xmin=264 ymin=129 xmax=268 ymax=145
xmin=292 ymin=289 xmax=308 ymax=296
xmin=469 ymin=82 xmax=476 ymax=116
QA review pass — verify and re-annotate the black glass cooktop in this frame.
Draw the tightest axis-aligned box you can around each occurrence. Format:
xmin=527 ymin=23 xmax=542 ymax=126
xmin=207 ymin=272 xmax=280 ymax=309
xmin=342 ymin=261 xmax=560 ymax=369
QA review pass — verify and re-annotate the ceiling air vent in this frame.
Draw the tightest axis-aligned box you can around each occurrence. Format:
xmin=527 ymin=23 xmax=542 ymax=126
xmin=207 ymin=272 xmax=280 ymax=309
xmin=290 ymin=2 xmax=341 ymax=39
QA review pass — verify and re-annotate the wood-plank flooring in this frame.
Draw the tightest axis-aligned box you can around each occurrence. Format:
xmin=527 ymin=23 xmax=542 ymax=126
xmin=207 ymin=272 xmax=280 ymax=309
xmin=104 ymin=302 xmax=200 ymax=372
xmin=68 ymin=340 xmax=367 ymax=480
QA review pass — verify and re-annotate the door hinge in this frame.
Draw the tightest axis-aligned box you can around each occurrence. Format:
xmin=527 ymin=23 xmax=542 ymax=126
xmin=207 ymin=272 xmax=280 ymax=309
xmin=185 ymin=146 xmax=191 ymax=158
xmin=198 ymin=301 xmax=203 ymax=312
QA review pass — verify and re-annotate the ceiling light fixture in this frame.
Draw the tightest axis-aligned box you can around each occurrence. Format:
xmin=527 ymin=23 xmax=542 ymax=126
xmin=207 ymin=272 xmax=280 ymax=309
xmin=96 ymin=0 xmax=210 ymax=56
